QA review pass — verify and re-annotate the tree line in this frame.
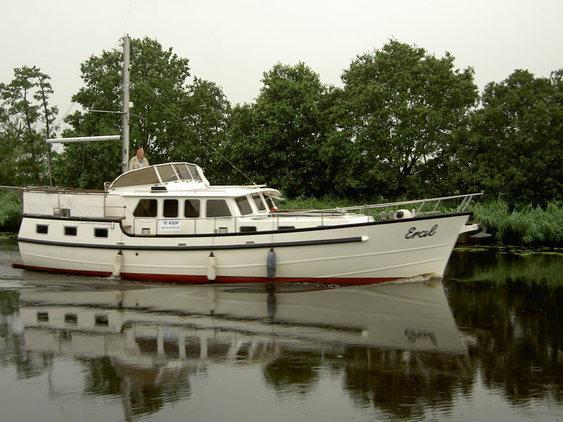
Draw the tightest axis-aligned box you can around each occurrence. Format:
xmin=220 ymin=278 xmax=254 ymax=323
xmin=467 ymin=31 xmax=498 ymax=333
xmin=1 ymin=38 xmax=561 ymax=206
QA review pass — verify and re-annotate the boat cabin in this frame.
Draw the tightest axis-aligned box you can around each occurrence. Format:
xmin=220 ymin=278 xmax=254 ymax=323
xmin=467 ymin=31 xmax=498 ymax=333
xmin=23 ymin=162 xmax=365 ymax=237
xmin=107 ymin=163 xmax=285 ymax=235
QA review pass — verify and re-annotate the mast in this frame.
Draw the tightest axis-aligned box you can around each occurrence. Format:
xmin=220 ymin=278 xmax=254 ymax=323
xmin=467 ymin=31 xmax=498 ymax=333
xmin=121 ymin=34 xmax=130 ymax=174
xmin=47 ymin=35 xmax=129 ymax=174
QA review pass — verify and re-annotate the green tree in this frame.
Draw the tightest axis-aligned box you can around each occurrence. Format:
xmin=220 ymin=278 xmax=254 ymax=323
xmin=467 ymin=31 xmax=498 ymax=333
xmin=0 ymin=66 xmax=57 ymax=186
xmin=335 ymin=40 xmax=478 ymax=199
xmin=461 ymin=69 xmax=562 ymax=205
xmin=55 ymin=37 xmax=230 ymax=188
xmin=225 ymin=63 xmax=333 ymax=196
xmin=170 ymin=77 xmax=231 ymax=181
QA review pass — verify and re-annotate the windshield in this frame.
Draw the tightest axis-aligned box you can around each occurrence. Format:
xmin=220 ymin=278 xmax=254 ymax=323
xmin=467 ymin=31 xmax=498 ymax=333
xmin=110 ymin=163 xmax=203 ymax=189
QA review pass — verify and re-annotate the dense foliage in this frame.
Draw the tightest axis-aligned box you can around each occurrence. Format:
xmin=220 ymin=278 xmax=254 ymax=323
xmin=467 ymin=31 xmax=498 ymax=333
xmin=0 ymin=192 xmax=22 ymax=231
xmin=1 ymin=38 xmax=561 ymax=207
xmin=0 ymin=66 xmax=57 ymax=186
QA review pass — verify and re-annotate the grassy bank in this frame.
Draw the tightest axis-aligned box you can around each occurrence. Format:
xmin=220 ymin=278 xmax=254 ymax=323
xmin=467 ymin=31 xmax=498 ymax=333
xmin=281 ymin=197 xmax=563 ymax=247
xmin=0 ymin=192 xmax=22 ymax=232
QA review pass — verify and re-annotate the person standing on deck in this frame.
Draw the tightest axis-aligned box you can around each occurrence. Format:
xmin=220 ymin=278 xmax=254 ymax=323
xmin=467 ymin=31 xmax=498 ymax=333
xmin=128 ymin=145 xmax=149 ymax=170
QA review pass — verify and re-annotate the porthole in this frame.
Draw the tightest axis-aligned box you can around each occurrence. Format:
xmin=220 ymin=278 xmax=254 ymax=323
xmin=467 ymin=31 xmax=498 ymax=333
xmin=64 ymin=226 xmax=77 ymax=236
xmin=36 ymin=224 xmax=48 ymax=234
xmin=94 ymin=228 xmax=108 ymax=238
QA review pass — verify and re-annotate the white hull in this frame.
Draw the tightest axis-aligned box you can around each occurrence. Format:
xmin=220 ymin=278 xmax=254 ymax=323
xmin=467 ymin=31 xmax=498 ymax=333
xmin=16 ymin=213 xmax=470 ymax=283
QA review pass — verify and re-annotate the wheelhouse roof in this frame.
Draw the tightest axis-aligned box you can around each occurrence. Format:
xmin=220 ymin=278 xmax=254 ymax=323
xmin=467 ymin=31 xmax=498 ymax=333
xmin=108 ymin=162 xmax=281 ymax=198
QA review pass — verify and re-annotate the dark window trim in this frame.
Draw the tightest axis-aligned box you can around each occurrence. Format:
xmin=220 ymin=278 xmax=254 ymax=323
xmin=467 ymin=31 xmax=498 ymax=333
xmin=133 ymin=198 xmax=158 ymax=218
xmin=163 ymin=199 xmax=179 ymax=218
xmin=206 ymin=199 xmax=232 ymax=218
xmin=94 ymin=228 xmax=109 ymax=238
xmin=184 ymin=199 xmax=201 ymax=218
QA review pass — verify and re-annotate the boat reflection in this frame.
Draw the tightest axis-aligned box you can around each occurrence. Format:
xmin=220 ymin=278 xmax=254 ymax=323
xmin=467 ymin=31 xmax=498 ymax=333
xmin=20 ymin=280 xmax=467 ymax=354
xmin=0 ymin=280 xmax=473 ymax=419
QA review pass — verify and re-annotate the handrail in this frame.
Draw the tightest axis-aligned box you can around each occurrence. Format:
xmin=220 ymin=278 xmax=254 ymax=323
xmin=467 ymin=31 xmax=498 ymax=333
xmin=279 ymin=193 xmax=483 ymax=215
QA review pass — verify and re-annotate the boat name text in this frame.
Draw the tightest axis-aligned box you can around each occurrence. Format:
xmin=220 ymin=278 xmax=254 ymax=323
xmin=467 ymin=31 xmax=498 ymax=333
xmin=405 ymin=224 xmax=438 ymax=239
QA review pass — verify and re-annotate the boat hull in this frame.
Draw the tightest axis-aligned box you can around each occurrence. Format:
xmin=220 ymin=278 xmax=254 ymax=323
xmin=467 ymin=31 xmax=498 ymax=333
xmin=15 ymin=213 xmax=470 ymax=284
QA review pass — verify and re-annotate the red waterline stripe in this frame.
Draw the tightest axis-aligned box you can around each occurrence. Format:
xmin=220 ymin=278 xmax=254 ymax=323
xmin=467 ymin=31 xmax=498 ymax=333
xmin=12 ymin=263 xmax=112 ymax=278
xmin=12 ymin=263 xmax=401 ymax=285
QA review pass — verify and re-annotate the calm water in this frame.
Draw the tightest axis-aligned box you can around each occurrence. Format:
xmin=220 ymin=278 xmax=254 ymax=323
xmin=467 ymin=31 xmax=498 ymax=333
xmin=0 ymin=235 xmax=561 ymax=422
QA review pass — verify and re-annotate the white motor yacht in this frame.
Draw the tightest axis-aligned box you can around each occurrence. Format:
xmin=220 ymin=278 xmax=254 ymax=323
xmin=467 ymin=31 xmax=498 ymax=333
xmin=14 ymin=162 xmax=481 ymax=284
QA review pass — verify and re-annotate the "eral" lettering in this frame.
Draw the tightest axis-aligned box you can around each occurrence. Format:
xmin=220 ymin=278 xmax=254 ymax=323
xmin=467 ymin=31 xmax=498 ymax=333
xmin=405 ymin=224 xmax=438 ymax=239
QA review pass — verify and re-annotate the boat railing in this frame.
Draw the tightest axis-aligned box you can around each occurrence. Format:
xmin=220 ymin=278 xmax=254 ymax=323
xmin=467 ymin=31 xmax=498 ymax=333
xmin=278 ymin=192 xmax=484 ymax=221
xmin=122 ymin=193 xmax=483 ymax=235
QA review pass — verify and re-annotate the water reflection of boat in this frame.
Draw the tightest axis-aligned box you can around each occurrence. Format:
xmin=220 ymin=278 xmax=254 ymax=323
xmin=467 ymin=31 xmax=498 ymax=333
xmin=19 ymin=281 xmax=467 ymax=356
xmin=4 ymin=281 xmax=472 ymax=419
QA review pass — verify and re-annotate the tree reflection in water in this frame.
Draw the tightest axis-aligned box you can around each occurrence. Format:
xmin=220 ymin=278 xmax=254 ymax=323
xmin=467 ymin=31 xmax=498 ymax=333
xmin=263 ymin=351 xmax=322 ymax=396
xmin=447 ymin=279 xmax=562 ymax=405
xmin=341 ymin=347 xmax=473 ymax=420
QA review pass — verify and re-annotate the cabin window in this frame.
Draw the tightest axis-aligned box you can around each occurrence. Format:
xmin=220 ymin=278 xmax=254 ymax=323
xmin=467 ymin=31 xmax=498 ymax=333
xmin=163 ymin=199 xmax=178 ymax=218
xmin=184 ymin=199 xmax=200 ymax=218
xmin=134 ymin=199 xmax=157 ymax=217
xmin=64 ymin=226 xmax=77 ymax=236
xmin=206 ymin=200 xmax=231 ymax=217
xmin=94 ymin=228 xmax=108 ymax=238
xmin=240 ymin=226 xmax=257 ymax=233
xmin=252 ymin=194 xmax=266 ymax=211
xmin=36 ymin=224 xmax=48 ymax=234
xmin=235 ymin=196 xmax=253 ymax=215
xmin=64 ymin=313 xmax=78 ymax=325
xmin=37 ymin=312 xmax=49 ymax=322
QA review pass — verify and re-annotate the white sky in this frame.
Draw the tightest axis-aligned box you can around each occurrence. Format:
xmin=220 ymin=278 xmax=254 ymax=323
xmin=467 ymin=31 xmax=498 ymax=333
xmin=1 ymin=0 xmax=562 ymax=118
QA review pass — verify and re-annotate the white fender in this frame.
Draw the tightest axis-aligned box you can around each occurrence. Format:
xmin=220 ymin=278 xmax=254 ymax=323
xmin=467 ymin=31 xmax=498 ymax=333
xmin=112 ymin=251 xmax=124 ymax=277
xmin=207 ymin=252 xmax=217 ymax=281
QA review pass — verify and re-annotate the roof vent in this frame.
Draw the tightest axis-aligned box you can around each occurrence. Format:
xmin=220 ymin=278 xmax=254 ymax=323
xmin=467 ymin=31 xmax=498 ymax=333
xmin=151 ymin=185 xmax=167 ymax=192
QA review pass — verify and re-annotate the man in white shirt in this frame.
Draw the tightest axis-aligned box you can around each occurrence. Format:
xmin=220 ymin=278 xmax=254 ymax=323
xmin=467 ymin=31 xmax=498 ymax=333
xmin=129 ymin=145 xmax=149 ymax=170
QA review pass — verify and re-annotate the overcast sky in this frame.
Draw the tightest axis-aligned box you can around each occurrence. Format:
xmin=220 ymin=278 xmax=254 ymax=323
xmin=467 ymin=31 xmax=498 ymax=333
xmin=1 ymin=0 xmax=562 ymax=118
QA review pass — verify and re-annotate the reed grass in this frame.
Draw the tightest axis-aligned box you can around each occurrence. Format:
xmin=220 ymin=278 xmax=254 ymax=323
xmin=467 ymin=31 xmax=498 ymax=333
xmin=471 ymin=200 xmax=563 ymax=246
xmin=0 ymin=192 xmax=22 ymax=232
